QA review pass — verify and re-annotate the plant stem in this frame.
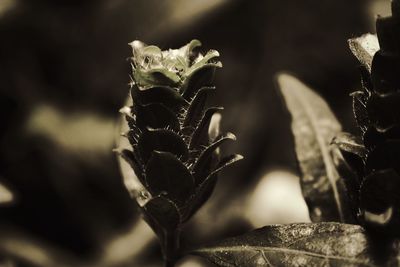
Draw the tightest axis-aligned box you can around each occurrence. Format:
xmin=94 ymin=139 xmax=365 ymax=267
xmin=163 ymin=229 xmax=181 ymax=267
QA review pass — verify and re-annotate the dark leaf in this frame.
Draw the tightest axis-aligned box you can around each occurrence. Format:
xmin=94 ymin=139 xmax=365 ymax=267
xmin=182 ymin=65 xmax=219 ymax=100
xmin=192 ymin=132 xmax=236 ymax=184
xmin=201 ymin=154 xmax=243 ymax=186
xmin=183 ymin=86 xmax=216 ymax=129
xmin=136 ymin=103 xmax=180 ymax=132
xmin=145 ymin=151 xmax=194 ymax=205
xmin=278 ymin=73 xmax=351 ymax=223
xmin=331 ymin=147 xmax=362 ymax=220
xmin=376 ymin=16 xmax=400 ymax=55
xmin=365 ymin=140 xmax=400 ymax=173
xmin=363 ymin=126 xmax=400 ymax=151
xmin=360 ymin=169 xmax=400 ymax=236
xmin=367 ymin=91 xmax=400 ymax=131
xmin=142 ymin=196 xmax=181 ymax=232
xmin=371 ymin=51 xmax=400 ymax=95
xmin=137 ymin=128 xmax=188 ymax=163
xmin=194 ymin=222 xmax=400 ymax=267
xmin=131 ymin=84 xmax=188 ymax=111
xmin=181 ymin=174 xmax=218 ymax=223
xmin=189 ymin=107 xmax=224 ymax=149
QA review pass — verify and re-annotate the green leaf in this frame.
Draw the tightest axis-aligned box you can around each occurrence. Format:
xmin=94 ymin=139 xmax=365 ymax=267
xmin=194 ymin=222 xmax=400 ymax=267
xmin=145 ymin=151 xmax=194 ymax=205
xmin=137 ymin=128 xmax=188 ymax=163
xmin=277 ymin=73 xmax=351 ymax=223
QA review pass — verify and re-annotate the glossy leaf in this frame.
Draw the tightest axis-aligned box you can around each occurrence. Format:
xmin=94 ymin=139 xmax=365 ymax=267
xmin=195 ymin=222 xmax=400 ymax=267
xmin=145 ymin=151 xmax=194 ymax=205
xmin=277 ymin=73 xmax=351 ymax=223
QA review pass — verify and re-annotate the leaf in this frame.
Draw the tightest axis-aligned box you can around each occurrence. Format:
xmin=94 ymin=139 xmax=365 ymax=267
xmin=137 ymin=128 xmax=189 ymax=163
xmin=192 ymin=132 xmax=236 ymax=184
xmin=189 ymin=107 xmax=224 ymax=149
xmin=194 ymin=222 xmax=400 ymax=267
xmin=131 ymin=85 xmax=188 ymax=112
xmin=183 ymin=86 xmax=216 ymax=129
xmin=146 ymin=151 xmax=194 ymax=205
xmin=332 ymin=132 xmax=367 ymax=159
xmin=135 ymin=103 xmax=180 ymax=132
xmin=360 ymin=169 xmax=400 ymax=235
xmin=277 ymin=73 xmax=351 ymax=223
xmin=142 ymin=196 xmax=181 ymax=232
xmin=348 ymin=34 xmax=379 ymax=72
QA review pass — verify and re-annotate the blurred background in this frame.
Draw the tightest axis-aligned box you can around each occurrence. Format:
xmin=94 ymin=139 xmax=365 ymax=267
xmin=0 ymin=0 xmax=392 ymax=266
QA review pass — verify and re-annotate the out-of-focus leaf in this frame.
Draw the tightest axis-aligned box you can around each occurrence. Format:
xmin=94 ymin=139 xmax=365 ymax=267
xmin=194 ymin=222 xmax=400 ymax=267
xmin=0 ymin=182 xmax=13 ymax=205
xmin=277 ymin=73 xmax=351 ymax=223
xmin=348 ymin=34 xmax=379 ymax=72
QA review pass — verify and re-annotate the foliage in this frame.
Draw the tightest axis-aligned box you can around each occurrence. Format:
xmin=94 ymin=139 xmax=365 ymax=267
xmin=334 ymin=0 xmax=400 ymax=237
xmin=119 ymin=40 xmax=242 ymax=266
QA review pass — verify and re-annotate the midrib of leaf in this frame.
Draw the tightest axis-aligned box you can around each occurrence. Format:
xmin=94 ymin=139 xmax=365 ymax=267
xmin=197 ymin=246 xmax=377 ymax=267
xmin=284 ymin=80 xmax=343 ymax=222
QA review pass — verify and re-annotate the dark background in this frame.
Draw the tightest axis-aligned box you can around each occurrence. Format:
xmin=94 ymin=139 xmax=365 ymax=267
xmin=0 ymin=0 xmax=384 ymax=266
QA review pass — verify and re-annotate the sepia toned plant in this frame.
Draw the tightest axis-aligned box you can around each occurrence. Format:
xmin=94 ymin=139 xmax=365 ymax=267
xmin=118 ymin=40 xmax=242 ymax=266
xmin=334 ymin=0 xmax=400 ymax=237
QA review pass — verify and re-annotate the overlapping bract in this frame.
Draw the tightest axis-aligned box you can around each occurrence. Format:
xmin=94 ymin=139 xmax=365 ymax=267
xmin=335 ymin=2 xmax=400 ymax=236
xmin=120 ymin=40 xmax=242 ymax=242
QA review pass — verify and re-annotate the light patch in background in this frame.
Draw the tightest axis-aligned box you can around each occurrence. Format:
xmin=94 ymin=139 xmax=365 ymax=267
xmin=369 ymin=0 xmax=391 ymax=27
xmin=149 ymin=0 xmax=230 ymax=40
xmin=0 ymin=182 xmax=14 ymax=205
xmin=0 ymin=0 xmax=15 ymax=18
xmin=166 ymin=0 xmax=228 ymax=27
xmin=26 ymin=104 xmax=116 ymax=154
xmin=245 ymin=170 xmax=311 ymax=227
